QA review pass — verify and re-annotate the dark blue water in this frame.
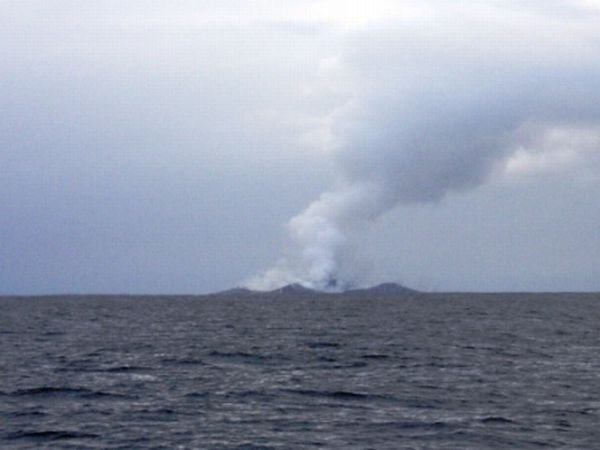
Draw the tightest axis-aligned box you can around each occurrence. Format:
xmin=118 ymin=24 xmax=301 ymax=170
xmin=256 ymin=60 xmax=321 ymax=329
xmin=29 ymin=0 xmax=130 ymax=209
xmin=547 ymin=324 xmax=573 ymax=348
xmin=2 ymin=293 xmax=600 ymax=449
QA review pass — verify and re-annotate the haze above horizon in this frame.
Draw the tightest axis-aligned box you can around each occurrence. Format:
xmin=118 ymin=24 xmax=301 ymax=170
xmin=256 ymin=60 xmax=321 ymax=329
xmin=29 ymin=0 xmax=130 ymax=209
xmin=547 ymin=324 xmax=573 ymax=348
xmin=2 ymin=0 xmax=600 ymax=295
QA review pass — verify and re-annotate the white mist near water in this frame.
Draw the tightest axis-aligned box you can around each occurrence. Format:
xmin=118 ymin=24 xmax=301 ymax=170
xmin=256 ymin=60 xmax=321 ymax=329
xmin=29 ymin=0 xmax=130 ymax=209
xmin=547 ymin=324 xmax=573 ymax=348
xmin=248 ymin=4 xmax=600 ymax=291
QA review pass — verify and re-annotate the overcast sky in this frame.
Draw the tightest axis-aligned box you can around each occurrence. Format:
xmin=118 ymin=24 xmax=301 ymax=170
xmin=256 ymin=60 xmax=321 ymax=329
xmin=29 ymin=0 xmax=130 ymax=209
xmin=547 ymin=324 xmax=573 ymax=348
xmin=2 ymin=0 xmax=600 ymax=294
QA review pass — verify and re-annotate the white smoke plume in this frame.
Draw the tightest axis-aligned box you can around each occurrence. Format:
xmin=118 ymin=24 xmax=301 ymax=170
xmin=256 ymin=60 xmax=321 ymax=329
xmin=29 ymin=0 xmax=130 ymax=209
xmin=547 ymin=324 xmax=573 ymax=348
xmin=248 ymin=2 xmax=600 ymax=291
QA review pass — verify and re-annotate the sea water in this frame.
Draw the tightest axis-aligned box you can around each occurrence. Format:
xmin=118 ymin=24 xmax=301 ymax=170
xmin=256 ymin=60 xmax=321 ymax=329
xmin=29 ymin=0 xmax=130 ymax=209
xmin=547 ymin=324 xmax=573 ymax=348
xmin=2 ymin=293 xmax=600 ymax=449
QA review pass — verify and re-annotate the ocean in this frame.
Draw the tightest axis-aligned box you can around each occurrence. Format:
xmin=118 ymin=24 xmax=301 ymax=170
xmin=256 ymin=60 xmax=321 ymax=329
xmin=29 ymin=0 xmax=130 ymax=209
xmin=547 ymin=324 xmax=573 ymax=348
xmin=1 ymin=292 xmax=599 ymax=449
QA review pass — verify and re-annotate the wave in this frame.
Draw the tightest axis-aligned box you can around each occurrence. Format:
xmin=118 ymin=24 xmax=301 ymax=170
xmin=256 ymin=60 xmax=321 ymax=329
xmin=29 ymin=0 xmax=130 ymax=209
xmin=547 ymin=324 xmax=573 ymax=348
xmin=12 ymin=387 xmax=93 ymax=396
xmin=10 ymin=386 xmax=132 ymax=399
xmin=102 ymin=365 xmax=152 ymax=373
xmin=161 ymin=357 xmax=206 ymax=365
xmin=6 ymin=430 xmax=100 ymax=441
xmin=480 ymin=416 xmax=517 ymax=425
xmin=281 ymin=389 xmax=394 ymax=402
xmin=306 ymin=341 xmax=340 ymax=349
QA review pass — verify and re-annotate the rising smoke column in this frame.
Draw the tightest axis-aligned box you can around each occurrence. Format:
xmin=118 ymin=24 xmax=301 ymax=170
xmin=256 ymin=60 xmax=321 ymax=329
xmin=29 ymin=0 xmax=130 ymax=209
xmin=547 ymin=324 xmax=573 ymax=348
xmin=249 ymin=3 xmax=600 ymax=291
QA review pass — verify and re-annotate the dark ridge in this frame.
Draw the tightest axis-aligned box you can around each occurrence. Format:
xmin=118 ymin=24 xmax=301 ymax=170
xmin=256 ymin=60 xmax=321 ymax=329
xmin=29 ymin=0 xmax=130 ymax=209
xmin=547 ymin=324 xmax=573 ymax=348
xmin=213 ymin=282 xmax=418 ymax=296
xmin=346 ymin=282 xmax=418 ymax=295
xmin=214 ymin=283 xmax=326 ymax=296
xmin=267 ymin=283 xmax=320 ymax=295
xmin=214 ymin=287 xmax=258 ymax=296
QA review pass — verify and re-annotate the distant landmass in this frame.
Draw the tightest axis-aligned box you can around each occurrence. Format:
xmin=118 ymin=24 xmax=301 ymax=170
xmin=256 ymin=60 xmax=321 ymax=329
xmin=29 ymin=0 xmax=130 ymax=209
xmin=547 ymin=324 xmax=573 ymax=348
xmin=214 ymin=282 xmax=418 ymax=297
xmin=345 ymin=282 xmax=418 ymax=295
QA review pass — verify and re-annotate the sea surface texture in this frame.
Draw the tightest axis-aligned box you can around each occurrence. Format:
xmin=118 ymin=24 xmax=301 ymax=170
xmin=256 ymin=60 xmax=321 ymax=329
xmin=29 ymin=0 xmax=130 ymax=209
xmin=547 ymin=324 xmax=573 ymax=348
xmin=2 ymin=293 xmax=600 ymax=449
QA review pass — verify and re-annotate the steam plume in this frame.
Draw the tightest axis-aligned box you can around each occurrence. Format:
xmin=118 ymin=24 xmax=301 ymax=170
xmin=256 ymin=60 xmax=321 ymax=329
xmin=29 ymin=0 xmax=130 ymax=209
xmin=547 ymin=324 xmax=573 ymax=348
xmin=248 ymin=4 xmax=600 ymax=291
